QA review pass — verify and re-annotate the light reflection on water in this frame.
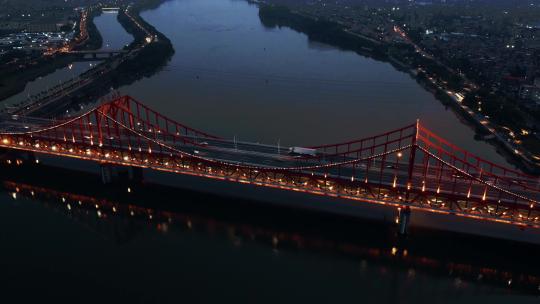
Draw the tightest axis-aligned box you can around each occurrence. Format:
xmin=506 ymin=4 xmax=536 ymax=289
xmin=0 ymin=170 xmax=539 ymax=303
xmin=0 ymin=0 xmax=538 ymax=302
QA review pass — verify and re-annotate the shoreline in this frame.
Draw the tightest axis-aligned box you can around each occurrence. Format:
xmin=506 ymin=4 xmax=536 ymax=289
xmin=9 ymin=1 xmax=175 ymax=117
xmin=0 ymin=7 xmax=104 ymax=104
xmin=256 ymin=3 xmax=539 ymax=175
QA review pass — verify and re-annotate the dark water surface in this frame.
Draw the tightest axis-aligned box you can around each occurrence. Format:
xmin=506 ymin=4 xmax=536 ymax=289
xmin=1 ymin=0 xmax=538 ymax=303
xmin=0 ymin=163 xmax=539 ymax=303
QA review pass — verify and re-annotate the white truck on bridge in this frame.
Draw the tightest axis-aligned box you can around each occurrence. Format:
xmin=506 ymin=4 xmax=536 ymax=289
xmin=288 ymin=147 xmax=317 ymax=157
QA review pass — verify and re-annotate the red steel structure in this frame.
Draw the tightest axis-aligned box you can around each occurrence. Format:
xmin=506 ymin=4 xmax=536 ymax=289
xmin=0 ymin=96 xmax=539 ymax=228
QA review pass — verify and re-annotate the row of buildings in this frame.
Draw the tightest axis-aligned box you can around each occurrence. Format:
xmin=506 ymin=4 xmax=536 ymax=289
xmin=0 ymin=31 xmax=74 ymax=55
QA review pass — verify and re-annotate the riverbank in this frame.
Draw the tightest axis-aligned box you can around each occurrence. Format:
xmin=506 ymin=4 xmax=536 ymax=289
xmin=257 ymin=4 xmax=539 ymax=174
xmin=258 ymin=5 xmax=388 ymax=62
xmin=0 ymin=7 xmax=103 ymax=104
xmin=73 ymin=8 xmax=103 ymax=51
xmin=14 ymin=1 xmax=175 ymax=117
xmin=0 ymin=54 xmax=78 ymax=103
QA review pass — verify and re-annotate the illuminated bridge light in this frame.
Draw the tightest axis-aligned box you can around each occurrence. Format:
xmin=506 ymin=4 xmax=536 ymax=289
xmin=1 ymin=97 xmax=537 ymax=229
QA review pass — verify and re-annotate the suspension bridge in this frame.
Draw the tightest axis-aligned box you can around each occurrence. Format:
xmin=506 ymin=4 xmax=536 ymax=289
xmin=0 ymin=96 xmax=539 ymax=230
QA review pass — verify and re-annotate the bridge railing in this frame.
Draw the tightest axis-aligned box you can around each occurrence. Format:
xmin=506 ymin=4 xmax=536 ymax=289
xmin=0 ymin=96 xmax=539 ymax=227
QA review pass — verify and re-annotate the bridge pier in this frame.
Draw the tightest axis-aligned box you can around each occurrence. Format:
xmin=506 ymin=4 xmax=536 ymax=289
xmin=398 ymin=206 xmax=411 ymax=235
xmin=101 ymin=164 xmax=114 ymax=184
xmin=128 ymin=166 xmax=144 ymax=183
xmin=24 ymin=151 xmax=37 ymax=164
xmin=100 ymin=164 xmax=143 ymax=185
xmin=0 ymin=147 xmax=8 ymax=159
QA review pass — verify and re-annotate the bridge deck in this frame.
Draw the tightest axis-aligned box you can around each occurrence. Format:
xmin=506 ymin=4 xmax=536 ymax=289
xmin=0 ymin=96 xmax=539 ymax=229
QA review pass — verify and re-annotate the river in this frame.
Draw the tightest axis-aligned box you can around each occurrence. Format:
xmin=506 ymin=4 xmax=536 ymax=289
xmin=0 ymin=11 xmax=133 ymax=109
xmin=120 ymin=0 xmax=510 ymax=167
xmin=94 ymin=10 xmax=133 ymax=51
xmin=0 ymin=0 xmax=538 ymax=302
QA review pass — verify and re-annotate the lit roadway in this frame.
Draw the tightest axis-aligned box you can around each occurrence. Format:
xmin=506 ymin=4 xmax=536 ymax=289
xmin=1 ymin=114 xmax=537 ymax=205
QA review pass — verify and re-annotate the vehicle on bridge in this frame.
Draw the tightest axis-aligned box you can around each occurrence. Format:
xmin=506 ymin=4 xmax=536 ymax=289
xmin=1 ymin=95 xmax=539 ymax=243
xmin=288 ymin=146 xmax=317 ymax=157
